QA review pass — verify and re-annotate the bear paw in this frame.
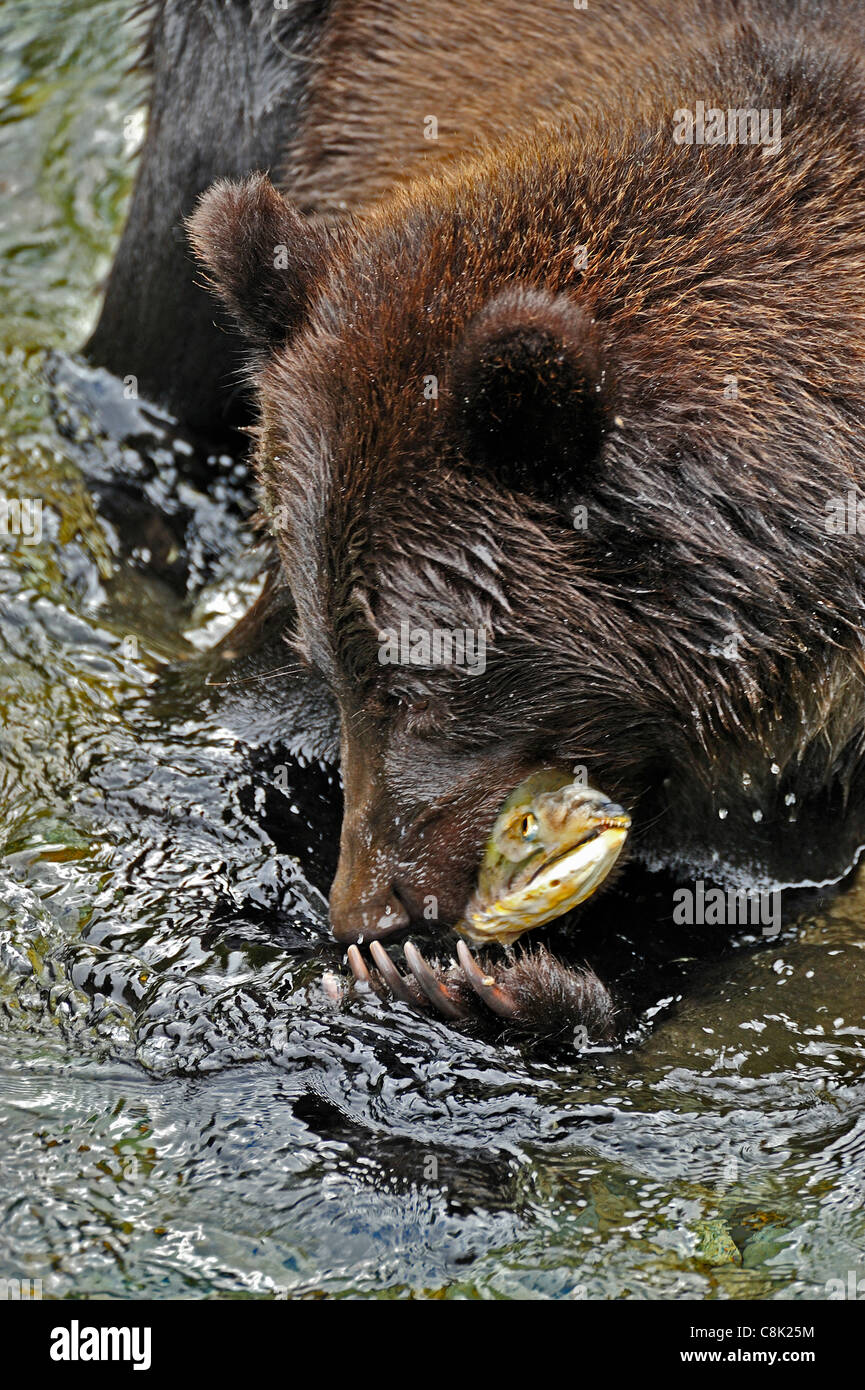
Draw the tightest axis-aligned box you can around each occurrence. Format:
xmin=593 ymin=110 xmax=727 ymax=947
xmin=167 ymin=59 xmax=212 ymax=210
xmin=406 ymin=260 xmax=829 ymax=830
xmin=344 ymin=939 xmax=617 ymax=1042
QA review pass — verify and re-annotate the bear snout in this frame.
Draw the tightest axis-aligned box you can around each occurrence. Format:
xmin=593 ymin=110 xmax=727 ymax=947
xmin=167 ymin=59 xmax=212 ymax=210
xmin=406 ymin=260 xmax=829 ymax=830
xmin=328 ymin=871 xmax=410 ymax=944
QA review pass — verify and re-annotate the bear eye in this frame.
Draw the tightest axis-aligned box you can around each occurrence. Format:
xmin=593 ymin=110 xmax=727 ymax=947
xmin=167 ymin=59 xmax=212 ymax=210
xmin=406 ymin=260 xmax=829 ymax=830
xmin=390 ymin=687 xmax=425 ymax=713
xmin=520 ymin=813 xmax=539 ymax=841
xmin=392 ymin=690 xmax=444 ymax=738
xmin=404 ymin=696 xmax=432 ymax=729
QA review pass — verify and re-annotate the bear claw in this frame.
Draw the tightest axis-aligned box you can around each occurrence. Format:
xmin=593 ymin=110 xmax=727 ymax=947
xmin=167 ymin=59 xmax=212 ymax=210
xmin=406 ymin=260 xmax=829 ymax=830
xmin=346 ymin=938 xmax=618 ymax=1040
xmin=455 ymin=939 xmax=520 ymax=1018
xmin=369 ymin=940 xmax=418 ymax=1007
xmin=402 ymin=942 xmax=469 ymax=1017
xmin=348 ymin=939 xmax=525 ymax=1025
xmin=346 ymin=944 xmax=373 ymax=988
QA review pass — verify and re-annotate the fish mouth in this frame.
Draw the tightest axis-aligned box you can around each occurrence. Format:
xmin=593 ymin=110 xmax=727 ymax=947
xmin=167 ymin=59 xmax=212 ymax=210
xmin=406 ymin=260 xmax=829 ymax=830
xmin=457 ymin=815 xmax=630 ymax=947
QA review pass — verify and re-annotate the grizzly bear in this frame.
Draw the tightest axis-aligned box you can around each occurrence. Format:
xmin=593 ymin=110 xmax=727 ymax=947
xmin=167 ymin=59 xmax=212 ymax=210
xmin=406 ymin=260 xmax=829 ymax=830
xmin=90 ymin=1 xmax=865 ymax=1030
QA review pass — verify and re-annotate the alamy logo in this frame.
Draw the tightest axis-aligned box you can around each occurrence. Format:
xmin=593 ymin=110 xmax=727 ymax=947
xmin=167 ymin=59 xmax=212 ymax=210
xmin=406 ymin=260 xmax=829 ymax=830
xmin=673 ymin=879 xmax=781 ymax=936
xmin=378 ymin=620 xmax=487 ymax=675
xmin=825 ymin=489 xmax=865 ymax=534
xmin=0 ymin=496 xmax=42 ymax=545
xmin=826 ymin=1272 xmax=865 ymax=1299
xmin=0 ymin=1277 xmax=41 ymax=1299
xmin=50 ymin=1320 xmax=151 ymax=1371
xmin=672 ymin=101 xmax=782 ymax=156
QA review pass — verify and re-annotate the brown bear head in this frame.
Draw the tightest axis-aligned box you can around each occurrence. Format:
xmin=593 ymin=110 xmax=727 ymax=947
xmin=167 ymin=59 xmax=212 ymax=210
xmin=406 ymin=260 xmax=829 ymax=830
xmin=189 ymin=142 xmax=865 ymax=940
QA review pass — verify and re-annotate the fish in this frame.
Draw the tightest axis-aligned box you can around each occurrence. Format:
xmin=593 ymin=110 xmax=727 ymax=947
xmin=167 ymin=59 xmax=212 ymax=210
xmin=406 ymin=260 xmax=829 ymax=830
xmin=456 ymin=770 xmax=631 ymax=947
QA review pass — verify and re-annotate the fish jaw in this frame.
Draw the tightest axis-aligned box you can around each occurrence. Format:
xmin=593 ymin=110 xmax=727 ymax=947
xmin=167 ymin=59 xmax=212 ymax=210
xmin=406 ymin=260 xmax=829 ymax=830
xmin=456 ymin=824 xmax=629 ymax=947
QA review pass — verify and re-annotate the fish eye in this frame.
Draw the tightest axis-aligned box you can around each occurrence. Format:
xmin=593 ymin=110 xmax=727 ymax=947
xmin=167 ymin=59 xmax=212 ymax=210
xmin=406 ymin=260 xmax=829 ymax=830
xmin=520 ymin=813 xmax=539 ymax=841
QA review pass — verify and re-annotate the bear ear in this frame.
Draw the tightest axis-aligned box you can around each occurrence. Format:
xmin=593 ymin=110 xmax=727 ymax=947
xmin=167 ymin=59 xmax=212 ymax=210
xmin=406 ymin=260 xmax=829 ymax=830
xmin=448 ymin=286 xmax=608 ymax=494
xmin=187 ymin=173 xmax=333 ymax=351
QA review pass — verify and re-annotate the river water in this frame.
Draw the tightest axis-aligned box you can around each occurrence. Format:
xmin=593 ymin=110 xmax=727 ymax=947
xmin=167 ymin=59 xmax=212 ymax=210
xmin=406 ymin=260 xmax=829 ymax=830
xmin=1 ymin=0 xmax=864 ymax=1300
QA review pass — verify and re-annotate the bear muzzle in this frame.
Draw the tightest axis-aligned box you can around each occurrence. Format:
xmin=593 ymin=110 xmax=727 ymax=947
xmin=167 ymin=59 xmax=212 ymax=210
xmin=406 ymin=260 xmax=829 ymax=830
xmin=328 ymin=871 xmax=411 ymax=943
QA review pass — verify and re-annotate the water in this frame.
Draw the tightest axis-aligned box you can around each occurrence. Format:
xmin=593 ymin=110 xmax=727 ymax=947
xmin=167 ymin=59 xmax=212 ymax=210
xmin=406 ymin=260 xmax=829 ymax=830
xmin=2 ymin=0 xmax=865 ymax=1301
